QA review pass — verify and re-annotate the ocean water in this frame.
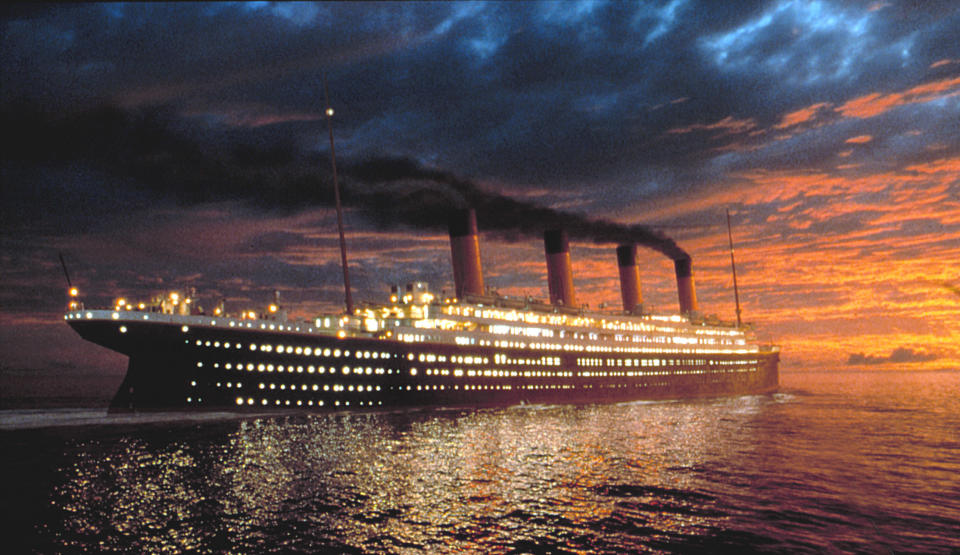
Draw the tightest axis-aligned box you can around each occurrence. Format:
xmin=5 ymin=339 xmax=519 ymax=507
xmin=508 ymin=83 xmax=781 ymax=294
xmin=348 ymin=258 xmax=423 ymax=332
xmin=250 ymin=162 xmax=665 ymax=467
xmin=2 ymin=370 xmax=958 ymax=554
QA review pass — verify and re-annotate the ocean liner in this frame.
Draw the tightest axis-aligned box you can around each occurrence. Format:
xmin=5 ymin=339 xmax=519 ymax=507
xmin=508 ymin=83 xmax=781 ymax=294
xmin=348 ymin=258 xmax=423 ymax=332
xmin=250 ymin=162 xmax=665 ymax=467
xmin=65 ymin=91 xmax=777 ymax=411
xmin=65 ymin=208 xmax=779 ymax=412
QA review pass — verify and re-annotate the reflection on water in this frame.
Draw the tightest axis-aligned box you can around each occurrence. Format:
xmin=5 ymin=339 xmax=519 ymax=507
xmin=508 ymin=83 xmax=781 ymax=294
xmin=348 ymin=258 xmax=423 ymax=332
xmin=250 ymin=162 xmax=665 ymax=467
xmin=34 ymin=403 xmax=742 ymax=552
xmin=5 ymin=370 xmax=960 ymax=553
xmin=55 ymin=439 xmax=206 ymax=552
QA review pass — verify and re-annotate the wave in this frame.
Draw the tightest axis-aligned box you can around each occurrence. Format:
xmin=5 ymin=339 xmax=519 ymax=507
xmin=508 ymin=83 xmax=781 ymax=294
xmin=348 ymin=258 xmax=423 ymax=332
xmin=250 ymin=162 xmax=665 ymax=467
xmin=0 ymin=408 xmax=271 ymax=431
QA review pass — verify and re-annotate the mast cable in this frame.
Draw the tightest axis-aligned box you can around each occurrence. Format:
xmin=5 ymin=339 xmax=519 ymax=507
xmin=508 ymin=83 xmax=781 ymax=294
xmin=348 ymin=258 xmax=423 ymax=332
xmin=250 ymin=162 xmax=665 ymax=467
xmin=58 ymin=251 xmax=72 ymax=288
xmin=726 ymin=209 xmax=742 ymax=328
xmin=322 ymin=72 xmax=354 ymax=314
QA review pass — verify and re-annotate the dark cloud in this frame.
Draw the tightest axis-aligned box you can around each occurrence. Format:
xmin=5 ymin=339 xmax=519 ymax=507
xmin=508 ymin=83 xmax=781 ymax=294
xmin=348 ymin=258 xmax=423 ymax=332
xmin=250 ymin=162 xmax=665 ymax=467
xmin=2 ymin=102 xmax=688 ymax=259
xmin=847 ymin=347 xmax=939 ymax=365
xmin=3 ymin=1 xmax=957 ymax=204
xmin=2 ymin=1 xmax=959 ymax=384
xmin=3 ymin=2 xmax=956 ymax=261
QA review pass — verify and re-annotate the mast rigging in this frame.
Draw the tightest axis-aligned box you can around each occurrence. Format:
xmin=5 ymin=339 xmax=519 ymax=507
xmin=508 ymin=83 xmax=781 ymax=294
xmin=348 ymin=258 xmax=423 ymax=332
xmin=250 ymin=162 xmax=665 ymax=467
xmin=323 ymin=72 xmax=354 ymax=314
xmin=726 ymin=208 xmax=742 ymax=328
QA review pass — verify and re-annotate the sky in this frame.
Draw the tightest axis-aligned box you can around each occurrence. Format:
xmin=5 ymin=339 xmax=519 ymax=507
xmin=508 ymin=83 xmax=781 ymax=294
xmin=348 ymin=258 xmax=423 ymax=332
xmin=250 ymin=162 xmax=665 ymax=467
xmin=2 ymin=1 xmax=959 ymax=404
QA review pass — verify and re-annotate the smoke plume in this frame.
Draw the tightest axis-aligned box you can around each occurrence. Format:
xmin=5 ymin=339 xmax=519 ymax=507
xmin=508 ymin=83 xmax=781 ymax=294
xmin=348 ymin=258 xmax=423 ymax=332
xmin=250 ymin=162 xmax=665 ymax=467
xmin=345 ymin=157 xmax=689 ymax=260
xmin=3 ymin=103 xmax=688 ymax=260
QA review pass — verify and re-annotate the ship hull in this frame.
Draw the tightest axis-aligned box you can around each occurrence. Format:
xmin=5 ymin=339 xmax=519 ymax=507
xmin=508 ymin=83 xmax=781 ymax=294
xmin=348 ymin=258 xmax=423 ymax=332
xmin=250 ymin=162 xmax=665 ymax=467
xmin=69 ymin=311 xmax=779 ymax=412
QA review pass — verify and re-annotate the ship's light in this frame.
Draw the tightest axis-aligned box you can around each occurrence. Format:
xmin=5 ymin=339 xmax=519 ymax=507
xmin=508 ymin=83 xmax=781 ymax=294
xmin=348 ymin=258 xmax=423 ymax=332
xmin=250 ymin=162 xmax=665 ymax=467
xmin=326 ymin=107 xmax=335 ymax=117
xmin=269 ymin=304 xmax=278 ymax=313
xmin=69 ymin=287 xmax=79 ymax=297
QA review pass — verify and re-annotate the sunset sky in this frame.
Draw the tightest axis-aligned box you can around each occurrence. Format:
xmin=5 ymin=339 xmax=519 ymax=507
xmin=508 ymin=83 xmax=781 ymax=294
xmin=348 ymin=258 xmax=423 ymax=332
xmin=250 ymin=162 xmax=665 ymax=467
xmin=2 ymin=1 xmax=958 ymax=403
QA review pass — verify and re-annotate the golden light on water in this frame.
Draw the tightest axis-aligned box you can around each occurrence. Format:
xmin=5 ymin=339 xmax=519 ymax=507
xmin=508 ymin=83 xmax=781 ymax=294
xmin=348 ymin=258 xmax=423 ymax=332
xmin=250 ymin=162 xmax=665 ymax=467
xmin=49 ymin=403 xmax=750 ymax=551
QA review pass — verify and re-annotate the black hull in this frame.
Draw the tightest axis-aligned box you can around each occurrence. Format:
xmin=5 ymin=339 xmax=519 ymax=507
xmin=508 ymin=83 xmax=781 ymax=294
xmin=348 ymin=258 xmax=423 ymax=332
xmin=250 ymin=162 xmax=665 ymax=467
xmin=69 ymin=316 xmax=779 ymax=412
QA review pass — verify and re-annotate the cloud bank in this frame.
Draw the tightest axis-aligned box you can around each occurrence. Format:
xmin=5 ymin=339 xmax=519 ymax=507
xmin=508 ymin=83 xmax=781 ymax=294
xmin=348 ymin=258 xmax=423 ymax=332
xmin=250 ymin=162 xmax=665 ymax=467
xmin=847 ymin=347 xmax=939 ymax=365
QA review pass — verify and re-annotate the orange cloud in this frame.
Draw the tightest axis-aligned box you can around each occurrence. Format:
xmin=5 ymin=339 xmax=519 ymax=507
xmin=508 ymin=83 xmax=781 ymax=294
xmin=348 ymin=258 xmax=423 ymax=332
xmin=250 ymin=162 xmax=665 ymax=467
xmin=837 ymin=76 xmax=960 ymax=119
xmin=845 ymin=134 xmax=873 ymax=144
xmin=930 ymin=59 xmax=958 ymax=69
xmin=666 ymin=115 xmax=757 ymax=136
xmin=774 ymin=102 xmax=831 ymax=129
xmin=608 ymin=157 xmax=959 ymax=371
xmin=904 ymin=157 xmax=960 ymax=174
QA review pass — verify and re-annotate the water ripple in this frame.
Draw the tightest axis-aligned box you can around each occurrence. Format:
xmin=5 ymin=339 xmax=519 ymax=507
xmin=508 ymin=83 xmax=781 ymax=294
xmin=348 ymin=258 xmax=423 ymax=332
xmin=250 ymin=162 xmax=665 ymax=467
xmin=3 ymin=370 xmax=959 ymax=553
